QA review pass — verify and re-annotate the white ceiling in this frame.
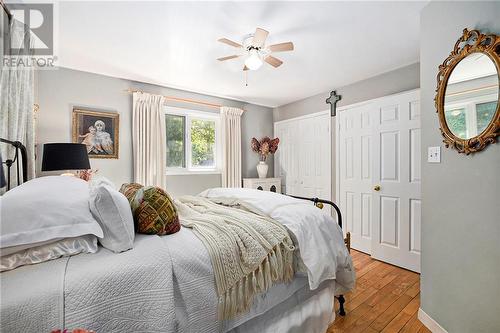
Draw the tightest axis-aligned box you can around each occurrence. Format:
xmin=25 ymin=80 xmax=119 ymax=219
xmin=57 ymin=1 xmax=427 ymax=107
xmin=448 ymin=53 xmax=498 ymax=84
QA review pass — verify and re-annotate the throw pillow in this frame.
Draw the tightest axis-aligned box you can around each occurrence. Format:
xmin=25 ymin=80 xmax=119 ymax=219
xmin=131 ymin=186 xmax=180 ymax=235
xmin=119 ymin=183 xmax=143 ymax=204
xmin=119 ymin=183 xmax=180 ymax=235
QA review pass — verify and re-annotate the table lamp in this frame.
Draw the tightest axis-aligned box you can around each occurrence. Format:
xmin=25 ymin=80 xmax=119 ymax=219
xmin=41 ymin=143 xmax=90 ymax=176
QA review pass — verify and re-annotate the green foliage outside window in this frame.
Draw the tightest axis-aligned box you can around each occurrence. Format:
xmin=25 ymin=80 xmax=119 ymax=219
xmin=444 ymin=101 xmax=496 ymax=139
xmin=476 ymin=101 xmax=496 ymax=134
xmin=166 ymin=115 xmax=185 ymax=168
xmin=191 ymin=119 xmax=215 ymax=167
xmin=445 ymin=108 xmax=467 ymax=138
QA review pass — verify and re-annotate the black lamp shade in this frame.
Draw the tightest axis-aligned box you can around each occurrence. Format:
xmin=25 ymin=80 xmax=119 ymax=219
xmin=42 ymin=143 xmax=90 ymax=171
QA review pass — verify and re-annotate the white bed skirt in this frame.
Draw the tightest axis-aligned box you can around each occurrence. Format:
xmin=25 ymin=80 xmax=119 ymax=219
xmin=228 ymin=280 xmax=336 ymax=333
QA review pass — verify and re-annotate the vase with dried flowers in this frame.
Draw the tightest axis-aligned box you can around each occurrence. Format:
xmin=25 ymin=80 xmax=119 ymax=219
xmin=251 ymin=137 xmax=279 ymax=178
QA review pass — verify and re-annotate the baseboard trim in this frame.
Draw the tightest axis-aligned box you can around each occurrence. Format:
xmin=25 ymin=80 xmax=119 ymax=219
xmin=418 ymin=308 xmax=448 ymax=333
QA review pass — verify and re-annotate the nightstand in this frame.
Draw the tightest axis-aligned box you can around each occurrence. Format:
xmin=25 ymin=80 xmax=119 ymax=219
xmin=243 ymin=178 xmax=281 ymax=193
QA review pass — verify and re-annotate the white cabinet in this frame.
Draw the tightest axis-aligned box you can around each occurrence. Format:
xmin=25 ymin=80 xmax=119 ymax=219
xmin=243 ymin=178 xmax=281 ymax=193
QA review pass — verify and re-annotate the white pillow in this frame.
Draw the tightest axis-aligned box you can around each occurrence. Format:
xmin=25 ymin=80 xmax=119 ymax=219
xmin=89 ymin=184 xmax=135 ymax=253
xmin=0 ymin=176 xmax=103 ymax=249
xmin=89 ymin=176 xmax=116 ymax=192
xmin=0 ymin=235 xmax=98 ymax=272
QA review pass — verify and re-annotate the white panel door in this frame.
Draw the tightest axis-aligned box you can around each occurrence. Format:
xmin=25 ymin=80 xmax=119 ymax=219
xmin=275 ymin=121 xmax=291 ymax=194
xmin=298 ymin=113 xmax=331 ymax=214
xmin=275 ymin=120 xmax=300 ymax=196
xmin=338 ymin=103 xmax=374 ymax=254
xmin=371 ymin=90 xmax=421 ymax=272
xmin=275 ymin=112 xmax=331 ymax=212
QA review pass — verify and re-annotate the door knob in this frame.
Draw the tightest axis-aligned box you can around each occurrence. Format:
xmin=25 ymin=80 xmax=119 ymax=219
xmin=373 ymin=185 xmax=381 ymax=191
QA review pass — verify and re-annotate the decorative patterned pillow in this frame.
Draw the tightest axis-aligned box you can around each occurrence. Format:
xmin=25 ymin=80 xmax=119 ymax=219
xmin=120 ymin=183 xmax=180 ymax=235
xmin=119 ymin=183 xmax=143 ymax=204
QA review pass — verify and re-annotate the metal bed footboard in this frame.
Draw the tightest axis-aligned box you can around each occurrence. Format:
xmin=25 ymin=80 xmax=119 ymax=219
xmin=288 ymin=195 xmax=343 ymax=228
xmin=0 ymin=138 xmax=28 ymax=191
xmin=288 ymin=194 xmax=350 ymax=317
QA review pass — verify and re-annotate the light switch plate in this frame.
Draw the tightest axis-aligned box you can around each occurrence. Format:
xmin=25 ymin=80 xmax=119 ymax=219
xmin=428 ymin=146 xmax=441 ymax=163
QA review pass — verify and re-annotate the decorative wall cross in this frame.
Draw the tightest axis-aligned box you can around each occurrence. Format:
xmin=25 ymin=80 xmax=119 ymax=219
xmin=326 ymin=90 xmax=342 ymax=117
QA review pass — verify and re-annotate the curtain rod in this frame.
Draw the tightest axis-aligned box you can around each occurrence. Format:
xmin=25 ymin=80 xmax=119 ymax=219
xmin=125 ymin=88 xmax=244 ymax=111
xmin=446 ymin=84 xmax=497 ymax=97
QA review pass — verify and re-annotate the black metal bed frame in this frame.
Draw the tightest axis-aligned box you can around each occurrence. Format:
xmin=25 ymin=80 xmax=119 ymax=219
xmin=288 ymin=194 xmax=348 ymax=316
xmin=0 ymin=138 xmax=28 ymax=190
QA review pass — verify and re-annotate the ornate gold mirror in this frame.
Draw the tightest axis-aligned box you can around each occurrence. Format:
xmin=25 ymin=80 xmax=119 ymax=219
xmin=436 ymin=29 xmax=500 ymax=154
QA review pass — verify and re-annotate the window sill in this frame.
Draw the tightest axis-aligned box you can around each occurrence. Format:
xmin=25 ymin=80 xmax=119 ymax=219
xmin=166 ymin=170 xmax=222 ymax=176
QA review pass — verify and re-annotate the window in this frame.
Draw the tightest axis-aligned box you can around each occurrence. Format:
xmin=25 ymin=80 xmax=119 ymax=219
xmin=166 ymin=115 xmax=185 ymax=168
xmin=445 ymin=107 xmax=467 ymax=138
xmin=476 ymin=101 xmax=496 ymax=134
xmin=165 ymin=107 xmax=220 ymax=174
xmin=190 ymin=118 xmax=216 ymax=168
xmin=444 ymin=96 xmax=497 ymax=138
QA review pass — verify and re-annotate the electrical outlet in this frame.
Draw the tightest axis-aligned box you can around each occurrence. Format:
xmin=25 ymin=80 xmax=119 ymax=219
xmin=428 ymin=146 xmax=441 ymax=163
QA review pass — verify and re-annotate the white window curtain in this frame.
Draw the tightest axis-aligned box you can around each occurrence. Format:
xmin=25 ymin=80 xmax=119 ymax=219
xmin=220 ymin=106 xmax=244 ymax=188
xmin=132 ymin=92 xmax=167 ymax=188
xmin=0 ymin=19 xmax=35 ymax=192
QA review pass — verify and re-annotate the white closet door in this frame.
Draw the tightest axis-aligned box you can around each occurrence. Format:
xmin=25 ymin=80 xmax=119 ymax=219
xmin=298 ymin=114 xmax=331 ymax=215
xmin=338 ymin=103 xmax=374 ymax=254
xmin=274 ymin=122 xmax=285 ymax=193
xmin=371 ymin=90 xmax=421 ymax=272
xmin=299 ymin=115 xmax=331 ymax=196
xmin=275 ymin=112 xmax=331 ymax=210
xmin=275 ymin=120 xmax=300 ymax=195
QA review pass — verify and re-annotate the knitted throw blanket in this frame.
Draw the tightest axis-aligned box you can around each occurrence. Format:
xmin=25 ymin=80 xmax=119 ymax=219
xmin=175 ymin=196 xmax=295 ymax=320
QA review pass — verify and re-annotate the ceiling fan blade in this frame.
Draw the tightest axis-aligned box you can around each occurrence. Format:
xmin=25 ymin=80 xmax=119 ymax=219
xmin=217 ymin=55 xmax=240 ymax=61
xmin=243 ymin=65 xmax=249 ymax=71
xmin=268 ymin=42 xmax=294 ymax=52
xmin=264 ymin=55 xmax=283 ymax=68
xmin=252 ymin=28 xmax=269 ymax=47
xmin=218 ymin=38 xmax=243 ymax=48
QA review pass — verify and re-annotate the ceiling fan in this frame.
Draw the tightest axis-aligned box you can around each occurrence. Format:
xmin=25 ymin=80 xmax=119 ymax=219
xmin=217 ymin=28 xmax=294 ymax=71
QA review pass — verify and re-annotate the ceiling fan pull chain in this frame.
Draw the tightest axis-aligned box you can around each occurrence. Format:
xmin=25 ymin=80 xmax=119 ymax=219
xmin=245 ymin=71 xmax=248 ymax=87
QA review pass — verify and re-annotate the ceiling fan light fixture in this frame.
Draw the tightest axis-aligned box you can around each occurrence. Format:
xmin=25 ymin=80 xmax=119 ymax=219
xmin=217 ymin=28 xmax=292 ymax=73
xmin=244 ymin=49 xmax=263 ymax=70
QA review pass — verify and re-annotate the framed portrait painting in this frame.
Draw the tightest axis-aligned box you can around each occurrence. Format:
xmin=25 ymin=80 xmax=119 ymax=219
xmin=72 ymin=109 xmax=119 ymax=159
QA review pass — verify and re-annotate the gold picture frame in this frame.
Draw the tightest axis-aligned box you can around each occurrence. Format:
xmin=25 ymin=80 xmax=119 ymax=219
xmin=72 ymin=109 xmax=119 ymax=159
xmin=435 ymin=28 xmax=500 ymax=154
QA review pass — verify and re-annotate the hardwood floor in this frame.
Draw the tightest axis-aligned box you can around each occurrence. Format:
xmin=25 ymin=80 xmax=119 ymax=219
xmin=329 ymin=250 xmax=430 ymax=333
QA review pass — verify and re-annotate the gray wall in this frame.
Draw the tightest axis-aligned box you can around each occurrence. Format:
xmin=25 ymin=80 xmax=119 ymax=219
xmin=273 ymin=63 xmax=420 ymax=122
xmin=35 ymin=67 xmax=274 ymax=197
xmin=420 ymin=2 xmax=500 ymax=332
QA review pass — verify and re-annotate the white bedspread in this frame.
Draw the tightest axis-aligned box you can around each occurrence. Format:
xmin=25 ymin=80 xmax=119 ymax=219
xmin=0 ymin=229 xmax=325 ymax=333
xmin=64 ymin=235 xmax=176 ymax=331
xmin=1 ymin=235 xmax=176 ymax=332
xmin=0 ymin=189 xmax=354 ymax=332
xmin=0 ymin=258 xmax=67 ymax=332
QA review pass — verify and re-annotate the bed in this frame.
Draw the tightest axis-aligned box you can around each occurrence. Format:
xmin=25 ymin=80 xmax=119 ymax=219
xmin=0 ymin=140 xmax=354 ymax=333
